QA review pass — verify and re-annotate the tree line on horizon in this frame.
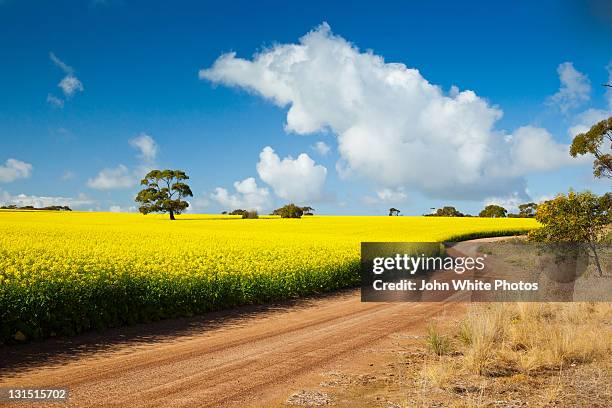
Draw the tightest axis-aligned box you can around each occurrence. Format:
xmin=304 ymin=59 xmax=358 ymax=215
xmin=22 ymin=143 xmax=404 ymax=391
xmin=132 ymin=116 xmax=610 ymax=240
xmin=0 ymin=204 xmax=72 ymax=211
xmin=222 ymin=204 xmax=315 ymax=219
xmin=404 ymin=202 xmax=538 ymax=219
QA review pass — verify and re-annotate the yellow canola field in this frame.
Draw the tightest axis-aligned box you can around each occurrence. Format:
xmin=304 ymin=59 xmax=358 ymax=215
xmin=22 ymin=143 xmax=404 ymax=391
xmin=0 ymin=211 xmax=537 ymax=342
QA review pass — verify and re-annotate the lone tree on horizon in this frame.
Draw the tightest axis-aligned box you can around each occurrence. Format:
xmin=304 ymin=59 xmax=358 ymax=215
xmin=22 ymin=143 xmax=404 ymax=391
xmin=135 ymin=169 xmax=193 ymax=220
xmin=301 ymin=206 xmax=315 ymax=216
xmin=388 ymin=208 xmax=400 ymax=216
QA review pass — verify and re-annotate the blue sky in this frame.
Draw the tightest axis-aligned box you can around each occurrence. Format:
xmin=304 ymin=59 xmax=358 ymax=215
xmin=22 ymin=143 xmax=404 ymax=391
xmin=0 ymin=0 xmax=610 ymax=215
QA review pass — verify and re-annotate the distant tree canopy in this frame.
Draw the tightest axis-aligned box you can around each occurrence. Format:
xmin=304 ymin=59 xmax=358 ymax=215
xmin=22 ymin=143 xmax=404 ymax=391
xmin=508 ymin=203 xmax=539 ymax=218
xmin=273 ymin=203 xmax=304 ymax=218
xmin=135 ymin=170 xmax=193 ymax=220
xmin=301 ymin=206 xmax=315 ymax=215
xmin=389 ymin=208 xmax=400 ymax=216
xmin=228 ymin=209 xmax=259 ymax=218
xmin=429 ymin=206 xmax=464 ymax=217
xmin=529 ymin=191 xmax=611 ymax=276
xmin=241 ymin=210 xmax=259 ymax=219
xmin=570 ymin=116 xmax=612 ymax=179
xmin=518 ymin=202 xmax=538 ymax=217
xmin=479 ymin=205 xmax=507 ymax=218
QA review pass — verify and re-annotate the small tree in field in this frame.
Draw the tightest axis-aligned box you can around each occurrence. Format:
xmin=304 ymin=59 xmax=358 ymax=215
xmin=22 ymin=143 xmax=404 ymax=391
xmin=389 ymin=208 xmax=400 ymax=216
xmin=242 ymin=210 xmax=259 ymax=219
xmin=529 ymin=191 xmax=611 ymax=276
xmin=518 ymin=202 xmax=538 ymax=218
xmin=301 ymin=206 xmax=315 ymax=216
xmin=479 ymin=205 xmax=507 ymax=218
xmin=274 ymin=203 xmax=303 ymax=218
xmin=135 ymin=170 xmax=193 ymax=220
xmin=431 ymin=206 xmax=464 ymax=217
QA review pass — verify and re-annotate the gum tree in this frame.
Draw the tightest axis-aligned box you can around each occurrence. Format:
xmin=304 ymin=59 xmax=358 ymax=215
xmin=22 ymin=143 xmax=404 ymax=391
xmin=529 ymin=191 xmax=611 ymax=276
xmin=479 ymin=205 xmax=507 ymax=218
xmin=570 ymin=116 xmax=612 ymax=179
xmin=518 ymin=202 xmax=538 ymax=217
xmin=273 ymin=203 xmax=303 ymax=218
xmin=135 ymin=169 xmax=193 ymax=220
xmin=431 ymin=206 xmax=464 ymax=217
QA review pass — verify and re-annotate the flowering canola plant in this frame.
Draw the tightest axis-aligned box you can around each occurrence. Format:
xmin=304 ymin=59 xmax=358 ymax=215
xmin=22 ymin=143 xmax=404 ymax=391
xmin=0 ymin=211 xmax=537 ymax=342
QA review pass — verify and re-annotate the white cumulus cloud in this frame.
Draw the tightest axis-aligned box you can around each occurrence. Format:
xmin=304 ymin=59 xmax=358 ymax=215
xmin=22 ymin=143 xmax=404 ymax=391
xmin=484 ymin=192 xmax=528 ymax=212
xmin=109 ymin=204 xmax=136 ymax=213
xmin=567 ymin=64 xmax=612 ymax=137
xmin=256 ymin=146 xmax=327 ymax=203
xmin=129 ymin=133 xmax=158 ymax=162
xmin=568 ymin=108 xmax=610 ymax=137
xmin=484 ymin=190 xmax=561 ymax=212
xmin=508 ymin=126 xmax=584 ymax=173
xmin=201 ymin=23 xmax=580 ymax=200
xmin=188 ymin=195 xmax=211 ymax=212
xmin=86 ymin=164 xmax=136 ymax=190
xmin=0 ymin=158 xmax=33 ymax=182
xmin=87 ymin=135 xmax=158 ymax=190
xmin=363 ymin=187 xmax=408 ymax=205
xmin=376 ymin=187 xmax=408 ymax=203
xmin=312 ymin=141 xmax=331 ymax=155
xmin=211 ymin=177 xmax=271 ymax=212
xmin=546 ymin=62 xmax=591 ymax=113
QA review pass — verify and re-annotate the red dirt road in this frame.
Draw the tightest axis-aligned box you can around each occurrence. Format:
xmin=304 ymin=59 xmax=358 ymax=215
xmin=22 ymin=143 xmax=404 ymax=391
xmin=0 ymin=292 xmax=465 ymax=407
xmin=1 ymin=239 xmax=502 ymax=407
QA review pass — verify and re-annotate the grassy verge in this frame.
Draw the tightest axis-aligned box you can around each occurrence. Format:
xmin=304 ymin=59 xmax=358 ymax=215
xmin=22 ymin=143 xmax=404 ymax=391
xmin=420 ymin=302 xmax=612 ymax=405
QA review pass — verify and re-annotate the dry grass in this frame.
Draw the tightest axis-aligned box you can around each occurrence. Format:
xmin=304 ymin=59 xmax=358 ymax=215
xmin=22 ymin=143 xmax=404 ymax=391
xmin=312 ymin=303 xmax=610 ymax=407
xmin=425 ymin=324 xmax=452 ymax=356
xmin=423 ymin=302 xmax=612 ymax=381
xmin=410 ymin=302 xmax=612 ymax=406
xmin=420 ymin=356 xmax=456 ymax=389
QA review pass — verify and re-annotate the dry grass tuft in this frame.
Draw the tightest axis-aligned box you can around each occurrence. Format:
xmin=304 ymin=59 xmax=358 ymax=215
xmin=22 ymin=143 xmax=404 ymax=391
xmin=451 ymin=303 xmax=611 ymax=378
xmin=421 ymin=358 xmax=454 ymax=389
xmin=426 ymin=325 xmax=452 ymax=356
